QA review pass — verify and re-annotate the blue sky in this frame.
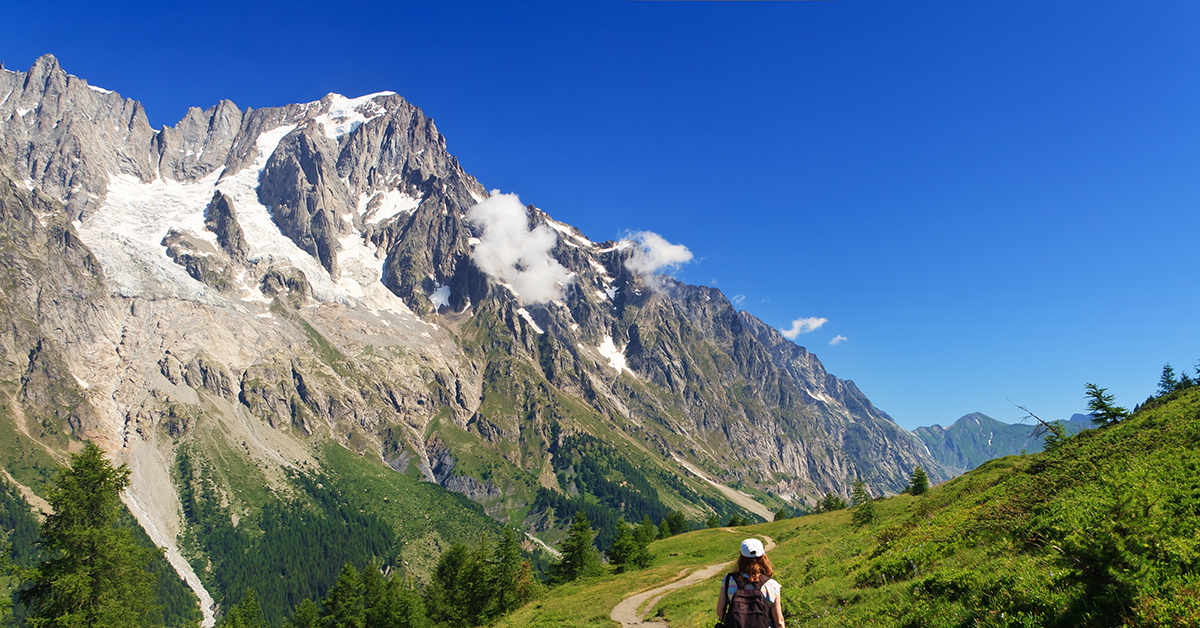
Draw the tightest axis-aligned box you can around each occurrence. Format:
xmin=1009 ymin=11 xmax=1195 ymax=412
xmin=4 ymin=1 xmax=1198 ymax=430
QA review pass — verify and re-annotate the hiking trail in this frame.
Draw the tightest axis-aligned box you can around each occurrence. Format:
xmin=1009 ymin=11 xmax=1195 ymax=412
xmin=610 ymin=532 xmax=776 ymax=627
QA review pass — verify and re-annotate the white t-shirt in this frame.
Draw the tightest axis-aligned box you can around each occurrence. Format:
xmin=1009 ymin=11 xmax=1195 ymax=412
xmin=724 ymin=574 xmax=782 ymax=604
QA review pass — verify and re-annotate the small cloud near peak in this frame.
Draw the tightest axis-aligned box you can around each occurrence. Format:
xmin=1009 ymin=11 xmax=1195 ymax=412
xmin=466 ymin=192 xmax=572 ymax=304
xmin=623 ymin=230 xmax=693 ymax=289
xmin=829 ymin=335 xmax=847 ymax=346
xmin=781 ymin=317 xmax=827 ymax=339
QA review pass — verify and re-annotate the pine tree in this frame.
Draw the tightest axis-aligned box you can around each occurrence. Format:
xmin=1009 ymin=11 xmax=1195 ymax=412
xmin=0 ymin=538 xmax=11 ymax=625
xmin=426 ymin=544 xmax=468 ymax=626
xmin=219 ymin=588 xmax=267 ymax=628
xmin=489 ymin=528 xmax=522 ymax=617
xmin=513 ymin=560 xmax=542 ymax=607
xmin=605 ymin=518 xmax=652 ymax=573
xmin=817 ymin=492 xmax=848 ymax=512
xmin=284 ymin=599 xmax=320 ymax=628
xmin=606 ymin=518 xmax=637 ymax=572
xmin=361 ymin=562 xmax=389 ymax=628
xmin=20 ymin=442 xmax=161 ymax=628
xmin=773 ymin=508 xmax=790 ymax=522
xmin=909 ymin=467 xmax=930 ymax=496
xmin=1159 ymin=364 xmax=1180 ymax=396
xmin=851 ymin=479 xmax=878 ymax=527
xmin=658 ymin=519 xmax=671 ymax=540
xmin=1085 ymin=383 xmax=1129 ymax=426
xmin=383 ymin=579 xmax=427 ymax=628
xmin=706 ymin=514 xmax=720 ymax=528
xmin=458 ymin=546 xmax=491 ymax=625
xmin=666 ymin=510 xmax=688 ymax=535
xmin=634 ymin=515 xmax=658 ymax=547
xmin=550 ymin=511 xmax=603 ymax=583
xmin=323 ymin=563 xmax=365 ymax=628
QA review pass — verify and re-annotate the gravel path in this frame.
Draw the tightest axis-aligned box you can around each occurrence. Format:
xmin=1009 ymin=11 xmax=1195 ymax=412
xmin=610 ymin=533 xmax=777 ymax=627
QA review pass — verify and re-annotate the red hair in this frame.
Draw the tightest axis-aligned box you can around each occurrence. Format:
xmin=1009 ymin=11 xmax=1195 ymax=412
xmin=736 ymin=554 xmax=774 ymax=583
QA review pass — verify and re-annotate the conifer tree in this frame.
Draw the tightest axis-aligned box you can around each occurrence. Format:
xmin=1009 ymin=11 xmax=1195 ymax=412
xmin=635 ymin=515 xmax=658 ymax=547
xmin=606 ymin=518 xmax=638 ymax=572
xmin=513 ymin=560 xmax=542 ymax=608
xmin=284 ymin=599 xmax=320 ymax=628
xmin=773 ymin=508 xmax=790 ymax=522
xmin=219 ymin=588 xmax=267 ymax=628
xmin=1159 ymin=364 xmax=1180 ymax=396
xmin=606 ymin=518 xmax=652 ymax=573
xmin=323 ymin=563 xmax=365 ymax=628
xmin=851 ymin=479 xmax=878 ymax=527
xmin=706 ymin=514 xmax=720 ymax=528
xmin=551 ymin=511 xmax=603 ymax=583
xmin=360 ymin=563 xmax=389 ymax=628
xmin=426 ymin=544 xmax=468 ymax=626
xmin=909 ymin=466 xmax=930 ymax=496
xmin=1085 ymin=383 xmax=1129 ymax=426
xmin=489 ymin=528 xmax=522 ymax=617
xmin=817 ymin=492 xmax=848 ymax=512
xmin=20 ymin=442 xmax=160 ymax=628
xmin=458 ymin=546 xmax=491 ymax=626
xmin=658 ymin=518 xmax=671 ymax=540
xmin=666 ymin=510 xmax=688 ymax=535
xmin=386 ymin=579 xmax=427 ymax=628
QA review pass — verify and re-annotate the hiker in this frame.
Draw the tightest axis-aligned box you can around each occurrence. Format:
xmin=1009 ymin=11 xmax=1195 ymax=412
xmin=716 ymin=538 xmax=784 ymax=628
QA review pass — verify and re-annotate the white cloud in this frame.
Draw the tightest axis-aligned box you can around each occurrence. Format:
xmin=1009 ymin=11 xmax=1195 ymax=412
xmin=781 ymin=317 xmax=827 ymax=339
xmin=731 ymin=294 xmax=746 ymax=306
xmin=466 ymin=192 xmax=572 ymax=304
xmin=623 ymin=231 xmax=693 ymax=288
xmin=829 ymin=335 xmax=848 ymax=346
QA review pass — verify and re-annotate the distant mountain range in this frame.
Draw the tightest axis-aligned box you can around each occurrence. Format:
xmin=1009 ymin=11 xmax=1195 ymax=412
xmin=913 ymin=412 xmax=1092 ymax=476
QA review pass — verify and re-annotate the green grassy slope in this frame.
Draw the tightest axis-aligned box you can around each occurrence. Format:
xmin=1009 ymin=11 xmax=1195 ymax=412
xmin=497 ymin=386 xmax=1200 ymax=628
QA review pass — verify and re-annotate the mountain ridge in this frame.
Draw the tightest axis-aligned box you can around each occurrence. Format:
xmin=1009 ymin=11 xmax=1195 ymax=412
xmin=913 ymin=411 xmax=1090 ymax=476
xmin=0 ymin=54 xmax=947 ymax=624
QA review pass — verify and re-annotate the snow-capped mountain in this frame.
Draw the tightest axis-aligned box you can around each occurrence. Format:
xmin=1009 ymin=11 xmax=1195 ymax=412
xmin=0 ymin=54 xmax=944 ymax=623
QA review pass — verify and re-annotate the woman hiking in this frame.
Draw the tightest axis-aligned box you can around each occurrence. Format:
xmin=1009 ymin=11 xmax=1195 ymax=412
xmin=715 ymin=538 xmax=784 ymax=628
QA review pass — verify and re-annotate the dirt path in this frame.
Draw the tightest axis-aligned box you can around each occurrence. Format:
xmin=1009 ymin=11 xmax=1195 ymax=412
xmin=610 ymin=533 xmax=776 ymax=627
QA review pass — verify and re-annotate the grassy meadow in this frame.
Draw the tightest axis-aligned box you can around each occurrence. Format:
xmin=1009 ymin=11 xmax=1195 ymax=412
xmin=499 ymin=386 xmax=1200 ymax=628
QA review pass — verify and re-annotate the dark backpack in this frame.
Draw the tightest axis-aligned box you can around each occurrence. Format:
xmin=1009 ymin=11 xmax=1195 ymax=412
xmin=721 ymin=573 xmax=771 ymax=628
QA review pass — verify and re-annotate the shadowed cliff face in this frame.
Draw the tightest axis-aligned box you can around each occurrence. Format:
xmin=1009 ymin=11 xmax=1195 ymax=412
xmin=0 ymin=55 xmax=947 ymax=613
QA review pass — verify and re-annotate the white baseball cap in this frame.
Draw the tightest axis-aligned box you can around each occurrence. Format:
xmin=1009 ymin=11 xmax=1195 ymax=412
xmin=740 ymin=538 xmax=765 ymax=558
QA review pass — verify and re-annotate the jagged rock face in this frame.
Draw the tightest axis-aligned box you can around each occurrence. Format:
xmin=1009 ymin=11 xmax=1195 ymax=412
xmin=204 ymin=191 xmax=248 ymax=262
xmin=258 ymin=125 xmax=352 ymax=274
xmin=0 ymin=54 xmax=949 ymax=622
xmin=0 ymin=176 xmax=112 ymax=440
xmin=161 ymin=228 xmax=236 ymax=291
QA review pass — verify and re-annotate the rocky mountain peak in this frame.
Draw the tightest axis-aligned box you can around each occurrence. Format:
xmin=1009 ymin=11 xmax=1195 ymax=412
xmin=0 ymin=55 xmax=948 ymax=625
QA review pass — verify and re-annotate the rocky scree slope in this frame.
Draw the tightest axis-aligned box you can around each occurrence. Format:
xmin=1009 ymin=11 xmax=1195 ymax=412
xmin=0 ymin=53 xmax=944 ymax=618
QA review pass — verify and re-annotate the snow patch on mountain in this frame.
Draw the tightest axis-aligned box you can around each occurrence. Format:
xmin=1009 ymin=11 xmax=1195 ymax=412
xmin=516 ymin=308 xmax=544 ymax=334
xmin=77 ymin=119 xmax=421 ymax=323
xmin=429 ymin=284 xmax=451 ymax=310
xmin=79 ymin=169 xmax=225 ymax=301
xmin=313 ymin=92 xmax=394 ymax=140
xmin=597 ymin=336 xmax=628 ymax=374
xmin=363 ymin=188 xmax=421 ymax=224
